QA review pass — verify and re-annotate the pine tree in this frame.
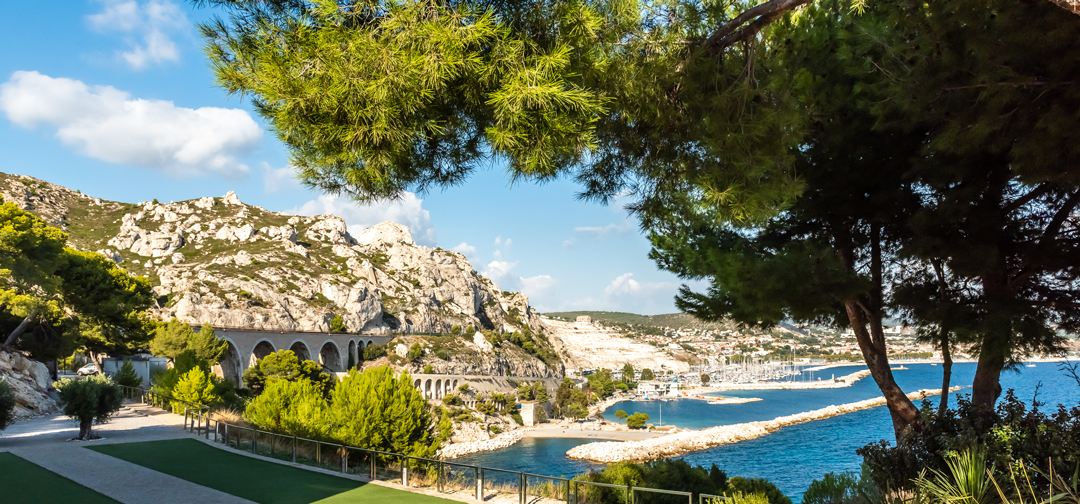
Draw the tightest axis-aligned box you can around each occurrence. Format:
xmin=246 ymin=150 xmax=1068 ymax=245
xmin=331 ymin=367 xmax=437 ymax=457
xmin=173 ymin=366 xmax=219 ymax=406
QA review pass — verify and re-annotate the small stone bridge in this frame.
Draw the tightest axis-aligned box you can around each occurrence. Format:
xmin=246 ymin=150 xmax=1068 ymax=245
xmin=196 ymin=326 xmax=394 ymax=386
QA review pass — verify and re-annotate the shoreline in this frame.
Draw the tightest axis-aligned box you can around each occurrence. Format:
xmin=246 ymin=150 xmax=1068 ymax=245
xmin=565 ymin=386 xmax=965 ymax=463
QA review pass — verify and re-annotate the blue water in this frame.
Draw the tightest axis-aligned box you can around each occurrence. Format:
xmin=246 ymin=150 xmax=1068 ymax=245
xmin=455 ymin=362 xmax=1080 ymax=501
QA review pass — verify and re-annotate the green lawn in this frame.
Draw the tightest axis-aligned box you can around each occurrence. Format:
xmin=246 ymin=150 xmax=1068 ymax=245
xmin=0 ymin=452 xmax=121 ymax=504
xmin=89 ymin=438 xmax=458 ymax=504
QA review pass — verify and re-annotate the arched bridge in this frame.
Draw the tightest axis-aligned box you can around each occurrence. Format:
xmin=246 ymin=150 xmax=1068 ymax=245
xmin=194 ymin=326 xmax=395 ymax=386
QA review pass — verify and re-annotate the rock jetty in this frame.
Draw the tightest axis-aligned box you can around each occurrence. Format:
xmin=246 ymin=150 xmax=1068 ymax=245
xmin=566 ymin=386 xmax=963 ymax=463
xmin=440 ymin=428 xmax=533 ymax=458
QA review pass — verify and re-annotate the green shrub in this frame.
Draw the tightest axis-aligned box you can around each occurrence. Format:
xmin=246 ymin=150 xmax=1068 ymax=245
xmin=576 ymin=459 xmax=729 ymax=504
xmin=724 ymin=492 xmax=770 ymax=504
xmin=242 ymin=349 xmax=332 ymax=396
xmin=173 ymin=366 xmax=219 ymax=406
xmin=435 ymin=348 xmax=449 ymax=360
xmin=458 ymin=383 xmax=470 ymax=393
xmin=511 ymin=412 xmax=524 ymax=425
xmin=450 ymin=325 xmax=461 ymax=336
xmin=626 ymin=412 xmax=650 ymax=429
xmin=114 ymin=359 xmax=142 ymax=389
xmin=329 ymin=315 xmax=348 ymax=333
xmin=408 ymin=343 xmax=423 ymax=360
xmin=245 ymin=378 xmax=331 ymax=439
xmin=803 ymin=467 xmax=880 ymax=504
xmin=54 ymin=375 xmax=124 ymax=440
xmin=464 ymin=326 xmax=476 ymax=337
xmin=640 ymin=369 xmax=655 ymax=380
xmin=442 ymin=394 xmax=464 ymax=406
xmin=0 ymin=377 xmax=16 ymax=432
xmin=331 ymin=367 xmax=439 ymax=457
xmin=423 ymin=364 xmax=434 ymax=374
xmin=727 ymin=477 xmax=792 ymax=504
xmin=363 ymin=343 xmax=386 ymax=360
xmin=489 ymin=424 xmax=502 ymax=435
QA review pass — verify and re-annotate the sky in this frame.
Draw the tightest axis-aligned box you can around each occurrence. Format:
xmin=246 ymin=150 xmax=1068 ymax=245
xmin=0 ymin=0 xmax=705 ymax=315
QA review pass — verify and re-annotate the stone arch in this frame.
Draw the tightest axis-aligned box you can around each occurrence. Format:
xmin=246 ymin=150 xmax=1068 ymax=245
xmin=453 ymin=379 xmax=459 ymax=391
xmin=443 ymin=380 xmax=451 ymax=397
xmin=367 ymin=340 xmax=374 ymax=349
xmin=218 ymin=339 xmax=242 ymax=387
xmin=425 ymin=379 xmax=432 ymax=399
xmin=250 ymin=339 xmax=276 ymax=367
xmin=348 ymin=340 xmax=356 ymax=368
xmin=288 ymin=340 xmax=311 ymax=362
xmin=319 ymin=340 xmax=343 ymax=372
xmin=435 ymin=379 xmax=442 ymax=399
xmin=414 ymin=378 xmax=422 ymax=391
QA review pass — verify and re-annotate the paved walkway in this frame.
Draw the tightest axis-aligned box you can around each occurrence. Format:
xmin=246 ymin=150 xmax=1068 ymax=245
xmin=0 ymin=402 xmax=255 ymax=504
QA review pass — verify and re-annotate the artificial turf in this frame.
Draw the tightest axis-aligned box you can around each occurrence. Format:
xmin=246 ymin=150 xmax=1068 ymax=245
xmin=88 ymin=438 xmax=458 ymax=504
xmin=0 ymin=451 xmax=122 ymax=504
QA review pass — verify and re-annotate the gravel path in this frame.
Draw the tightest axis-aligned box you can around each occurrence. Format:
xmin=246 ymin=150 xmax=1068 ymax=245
xmin=0 ymin=402 xmax=255 ymax=504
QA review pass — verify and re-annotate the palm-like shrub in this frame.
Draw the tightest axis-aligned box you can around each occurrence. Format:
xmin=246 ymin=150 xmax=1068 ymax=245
xmin=0 ymin=377 xmax=16 ymax=432
xmin=55 ymin=375 xmax=123 ymax=440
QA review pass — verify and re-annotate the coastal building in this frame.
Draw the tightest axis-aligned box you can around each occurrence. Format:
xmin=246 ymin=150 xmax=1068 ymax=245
xmin=576 ymin=315 xmax=592 ymax=324
xmin=637 ymin=381 xmax=677 ymax=398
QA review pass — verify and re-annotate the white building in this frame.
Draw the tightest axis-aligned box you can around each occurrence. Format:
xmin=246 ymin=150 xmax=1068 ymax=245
xmin=576 ymin=315 xmax=592 ymax=324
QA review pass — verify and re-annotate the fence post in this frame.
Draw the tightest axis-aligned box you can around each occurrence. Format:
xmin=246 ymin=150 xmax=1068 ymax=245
xmin=183 ymin=408 xmax=188 ymax=431
xmin=438 ymin=461 xmax=443 ymax=493
xmin=370 ymin=451 xmax=376 ymax=480
xmin=224 ymin=423 xmax=229 ymax=448
xmin=628 ymin=483 xmax=634 ymax=504
xmin=292 ymin=436 xmax=297 ymax=463
xmin=402 ymin=457 xmax=408 ymax=487
xmin=519 ymin=472 xmax=525 ymax=504
xmin=565 ymin=480 xmax=571 ymax=504
xmin=317 ymin=441 xmax=321 ymax=466
xmin=475 ymin=467 xmax=482 ymax=501
xmin=341 ymin=446 xmax=347 ymax=474
xmin=252 ymin=429 xmax=257 ymax=454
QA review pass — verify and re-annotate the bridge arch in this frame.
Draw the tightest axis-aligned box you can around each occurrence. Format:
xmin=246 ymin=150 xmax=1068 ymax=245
xmin=218 ymin=338 xmax=242 ymax=387
xmin=288 ymin=340 xmax=312 ymax=362
xmin=319 ymin=340 xmax=343 ymax=372
xmin=435 ymin=379 xmax=442 ymax=399
xmin=347 ymin=340 xmax=356 ymax=369
xmin=250 ymin=339 xmax=276 ymax=367
xmin=424 ymin=379 xmax=432 ymax=399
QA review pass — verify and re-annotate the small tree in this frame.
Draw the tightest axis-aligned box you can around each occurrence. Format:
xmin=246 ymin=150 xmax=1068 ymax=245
xmin=517 ymin=383 xmax=535 ymax=401
xmin=173 ymin=367 xmax=219 ymax=406
xmin=701 ymin=374 xmax=711 ymax=385
xmin=626 ymin=412 xmax=651 ymax=430
xmin=331 ymin=367 xmax=438 ymax=457
xmin=458 ymin=383 xmax=470 ymax=394
xmin=614 ymin=410 xmax=628 ymax=423
xmin=363 ymin=343 xmax=386 ymax=360
xmin=55 ymin=375 xmax=123 ymax=440
xmin=622 ymin=363 xmax=635 ymax=381
xmin=329 ymin=315 xmax=347 ymax=333
xmin=640 ymin=369 xmax=655 ymax=381
xmin=423 ymin=363 xmax=434 ymax=374
xmin=0 ymin=377 xmax=16 ymax=433
xmin=244 ymin=378 xmax=331 ymax=439
xmin=464 ymin=326 xmax=476 ymax=337
xmin=533 ymin=382 xmax=550 ymax=402
xmin=408 ymin=343 xmax=423 ymax=360
xmin=450 ymin=325 xmax=461 ymax=336
xmin=114 ymin=359 xmax=142 ymax=389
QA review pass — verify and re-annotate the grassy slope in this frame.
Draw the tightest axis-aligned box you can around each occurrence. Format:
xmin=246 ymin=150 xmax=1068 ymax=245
xmin=90 ymin=439 xmax=457 ymax=504
xmin=0 ymin=452 xmax=121 ymax=504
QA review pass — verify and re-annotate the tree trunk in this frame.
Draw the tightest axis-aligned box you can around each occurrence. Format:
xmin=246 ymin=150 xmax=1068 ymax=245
xmin=3 ymin=308 xmax=40 ymax=347
xmin=938 ymin=331 xmax=953 ymax=416
xmin=972 ymin=273 xmax=1011 ymax=412
xmin=845 ymin=301 xmax=923 ymax=441
xmin=79 ymin=420 xmax=93 ymax=440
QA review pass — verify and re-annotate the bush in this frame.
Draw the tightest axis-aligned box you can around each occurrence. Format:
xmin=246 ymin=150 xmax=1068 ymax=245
xmin=331 ymin=367 xmax=439 ymax=457
xmin=244 ymin=378 xmax=331 ymax=439
xmin=0 ymin=377 xmax=15 ymax=432
xmin=458 ymin=383 xmax=470 ymax=393
xmin=640 ymin=369 xmax=655 ymax=380
xmin=408 ymin=343 xmax=423 ymax=360
xmin=173 ymin=366 xmax=219 ymax=407
xmin=435 ymin=348 xmax=449 ymax=360
xmin=727 ymin=477 xmax=792 ymax=504
xmin=114 ymin=359 xmax=142 ymax=389
xmin=329 ymin=315 xmax=348 ymax=333
xmin=511 ymin=412 xmax=524 ymax=425
xmin=577 ymin=459 xmax=729 ymax=503
xmin=489 ymin=424 xmax=501 ymax=435
xmin=626 ymin=412 xmax=650 ymax=429
xmin=242 ymin=349 xmax=332 ymax=396
xmin=363 ymin=343 xmax=386 ymax=360
xmin=802 ymin=467 xmax=880 ymax=504
xmin=858 ymin=390 xmax=1080 ymax=493
xmin=55 ymin=375 xmax=124 ymax=440
xmin=423 ymin=364 xmax=434 ymax=374
xmin=701 ymin=373 xmax=710 ymax=385
xmin=464 ymin=326 xmax=476 ymax=337
xmin=443 ymin=393 xmax=464 ymax=406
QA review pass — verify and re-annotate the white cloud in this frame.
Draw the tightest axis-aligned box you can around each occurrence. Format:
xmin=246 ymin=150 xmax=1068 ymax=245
xmin=493 ymin=249 xmax=503 ymax=260
xmin=562 ymin=238 xmax=575 ymax=248
xmin=554 ymin=272 xmax=681 ymax=314
xmin=520 ymin=275 xmax=556 ymax=297
xmin=87 ymin=0 xmax=187 ymax=69
xmin=575 ymin=222 xmax=633 ymax=237
xmin=294 ymin=193 xmax=438 ymax=247
xmin=0 ymin=71 xmax=261 ymax=179
xmin=263 ymin=163 xmax=298 ymax=193
xmin=482 ymin=260 xmax=519 ymax=286
xmin=451 ymin=242 xmax=477 ymax=259
xmin=504 ymin=238 xmax=513 ymax=247
xmin=494 ymin=236 xmax=502 ymax=246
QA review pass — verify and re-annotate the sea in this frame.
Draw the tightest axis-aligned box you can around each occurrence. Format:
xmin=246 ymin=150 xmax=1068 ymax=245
xmin=453 ymin=362 xmax=1080 ymax=502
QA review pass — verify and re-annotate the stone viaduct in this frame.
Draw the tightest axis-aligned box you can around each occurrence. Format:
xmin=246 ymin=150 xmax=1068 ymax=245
xmin=196 ymin=326 xmax=394 ymax=386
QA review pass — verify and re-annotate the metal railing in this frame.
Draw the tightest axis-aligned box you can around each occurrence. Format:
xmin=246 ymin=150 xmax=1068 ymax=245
xmin=121 ymin=385 xmax=735 ymax=504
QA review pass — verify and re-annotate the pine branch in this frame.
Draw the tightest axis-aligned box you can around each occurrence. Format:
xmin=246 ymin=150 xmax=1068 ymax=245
xmin=704 ymin=0 xmax=814 ymax=53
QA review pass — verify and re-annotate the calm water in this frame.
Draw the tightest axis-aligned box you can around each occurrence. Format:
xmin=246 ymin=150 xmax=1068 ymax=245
xmin=455 ymin=362 xmax=1080 ymax=502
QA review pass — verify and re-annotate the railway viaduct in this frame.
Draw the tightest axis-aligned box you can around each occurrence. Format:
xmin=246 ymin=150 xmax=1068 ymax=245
xmin=196 ymin=326 xmax=394 ymax=386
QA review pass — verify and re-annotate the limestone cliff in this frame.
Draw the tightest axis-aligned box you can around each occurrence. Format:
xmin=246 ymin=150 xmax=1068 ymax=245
xmin=0 ymin=172 xmax=559 ymax=376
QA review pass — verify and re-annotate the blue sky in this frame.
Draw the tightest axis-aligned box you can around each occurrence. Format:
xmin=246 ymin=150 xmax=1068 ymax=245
xmin=0 ymin=0 xmax=702 ymax=315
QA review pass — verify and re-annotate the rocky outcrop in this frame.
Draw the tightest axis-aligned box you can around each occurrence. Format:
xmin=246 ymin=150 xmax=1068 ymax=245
xmin=0 ymin=171 xmax=561 ymax=377
xmin=0 ymin=350 xmax=58 ymax=421
xmin=440 ymin=428 xmax=530 ymax=458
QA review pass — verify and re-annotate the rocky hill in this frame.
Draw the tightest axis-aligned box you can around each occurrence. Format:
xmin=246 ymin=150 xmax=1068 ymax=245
xmin=0 ymin=172 xmax=562 ymax=376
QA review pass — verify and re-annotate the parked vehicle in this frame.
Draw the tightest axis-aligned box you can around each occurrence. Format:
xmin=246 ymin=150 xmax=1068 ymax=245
xmin=76 ymin=363 xmax=99 ymax=376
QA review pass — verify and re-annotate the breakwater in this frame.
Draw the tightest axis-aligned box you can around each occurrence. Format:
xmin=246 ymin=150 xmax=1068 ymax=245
xmin=440 ymin=428 xmax=532 ymax=458
xmin=566 ymin=386 xmax=963 ymax=463
xmin=703 ymin=370 xmax=871 ymax=391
